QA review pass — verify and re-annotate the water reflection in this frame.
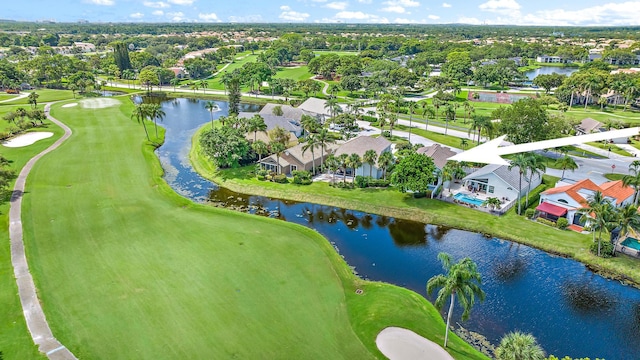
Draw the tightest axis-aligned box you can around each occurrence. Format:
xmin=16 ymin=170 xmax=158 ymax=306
xmin=389 ymin=220 xmax=427 ymax=247
xmin=562 ymin=280 xmax=618 ymax=315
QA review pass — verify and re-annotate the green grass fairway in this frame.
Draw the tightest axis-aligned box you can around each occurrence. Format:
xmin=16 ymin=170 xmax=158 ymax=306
xmin=17 ymin=99 xmax=485 ymax=359
xmin=274 ymin=66 xmax=314 ymax=81
xmin=3 ymin=89 xmax=75 ymax=105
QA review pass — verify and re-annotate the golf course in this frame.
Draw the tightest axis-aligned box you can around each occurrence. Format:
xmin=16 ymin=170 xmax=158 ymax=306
xmin=3 ymin=96 xmax=485 ymax=359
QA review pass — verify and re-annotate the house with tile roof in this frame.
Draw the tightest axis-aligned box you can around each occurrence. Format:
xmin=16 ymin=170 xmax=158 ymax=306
xmin=575 ymin=118 xmax=604 ymax=135
xmin=259 ymin=104 xmax=306 ymax=122
xmin=416 ymin=144 xmax=456 ymax=169
xmin=238 ymin=112 xmax=303 ymax=138
xmin=334 ymin=136 xmax=392 ymax=179
xmin=537 ymin=179 xmax=634 ymax=228
xmin=461 ymin=164 xmax=542 ymax=202
xmin=258 ymin=142 xmax=338 ymax=175
xmin=297 ymin=97 xmax=332 ymax=120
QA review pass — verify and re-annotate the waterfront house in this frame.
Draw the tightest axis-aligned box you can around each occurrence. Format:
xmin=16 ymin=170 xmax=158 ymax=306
xmin=259 ymin=142 xmax=336 ymax=175
xmin=259 ymin=103 xmax=306 ymax=122
xmin=238 ymin=112 xmax=303 ymax=138
xmin=334 ymin=136 xmax=392 ymax=179
xmin=462 ymin=164 xmax=542 ymax=201
xmin=297 ymin=97 xmax=332 ymax=121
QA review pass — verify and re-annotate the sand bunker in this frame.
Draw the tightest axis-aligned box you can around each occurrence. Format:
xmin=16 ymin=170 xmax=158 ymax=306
xmin=2 ymin=132 xmax=54 ymax=148
xmin=376 ymin=327 xmax=454 ymax=360
xmin=80 ymin=98 xmax=120 ymax=109
xmin=62 ymin=103 xmax=78 ymax=108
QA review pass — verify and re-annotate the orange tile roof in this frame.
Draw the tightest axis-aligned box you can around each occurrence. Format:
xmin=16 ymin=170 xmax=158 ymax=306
xmin=541 ymin=179 xmax=634 ymax=207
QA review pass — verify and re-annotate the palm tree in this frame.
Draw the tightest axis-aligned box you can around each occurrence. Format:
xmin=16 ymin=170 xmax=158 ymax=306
xmin=269 ymin=126 xmax=290 ymax=146
xmin=579 ymin=191 xmax=612 ymax=257
xmin=302 ymin=133 xmax=320 ymax=175
xmin=148 ymin=103 xmax=166 ymax=138
xmin=252 ymin=140 xmax=269 ymax=162
xmin=495 ymin=331 xmax=546 ymax=360
xmin=316 ymin=128 xmax=336 ymax=170
xmin=509 ymin=153 xmax=530 ymax=215
xmin=459 ymin=138 xmax=469 ymax=150
xmin=483 ymin=197 xmax=502 ymax=211
xmin=557 ymin=155 xmax=578 ymax=179
xmin=204 ymin=101 xmax=218 ymax=129
xmin=524 ymin=153 xmax=546 ymax=206
xmin=462 ymin=101 xmax=474 ymax=125
xmin=427 ymin=252 xmax=485 ymax=348
xmin=378 ymin=151 xmax=394 ymax=180
xmin=338 ymin=153 xmax=349 ymax=183
xmin=363 ymin=149 xmax=378 ymax=178
xmin=432 ymin=97 xmax=443 ymax=122
xmin=469 ymin=115 xmax=484 ymax=144
xmin=247 ymin=114 xmax=267 ymax=142
xmin=387 ymin=113 xmax=398 ymax=138
xmin=623 ymin=160 xmax=640 ymax=205
xmin=199 ymin=79 xmax=208 ymax=93
xmin=443 ymin=104 xmax=455 ymax=135
xmin=441 ymin=164 xmax=455 ymax=191
xmin=131 ymin=103 xmax=150 ymax=141
xmin=613 ymin=203 xmax=640 ymax=255
xmin=170 ymin=77 xmax=180 ymax=91
xmin=421 ymin=104 xmax=435 ymax=132
xmin=407 ymin=101 xmax=417 ymax=142
xmin=349 ymin=153 xmax=362 ymax=179
xmin=269 ymin=141 xmax=286 ymax=175
xmin=324 ymin=154 xmax=339 ymax=184
xmin=301 ymin=114 xmax=320 ymax=135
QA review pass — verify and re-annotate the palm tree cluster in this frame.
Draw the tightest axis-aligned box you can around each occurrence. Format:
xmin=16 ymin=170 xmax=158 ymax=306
xmin=509 ymin=152 xmax=547 ymax=215
xmin=131 ymin=103 xmax=165 ymax=141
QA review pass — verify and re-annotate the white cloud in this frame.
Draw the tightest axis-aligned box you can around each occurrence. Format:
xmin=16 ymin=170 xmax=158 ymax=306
xmin=167 ymin=0 xmax=194 ymax=4
xmin=228 ymin=15 xmax=263 ymax=22
xmin=391 ymin=0 xmax=419 ymax=7
xmin=84 ymin=0 xmax=114 ymax=5
xmin=167 ymin=11 xmax=185 ymax=21
xmin=381 ymin=6 xmax=406 ymax=13
xmin=394 ymin=17 xmax=426 ymax=23
xmin=442 ymin=2 xmax=451 ymax=7
xmin=334 ymin=11 xmax=374 ymax=19
xmin=198 ymin=12 xmax=219 ymax=22
xmin=130 ymin=12 xmax=144 ymax=18
xmin=325 ymin=2 xmax=348 ymax=10
xmin=143 ymin=1 xmax=170 ymax=8
xmin=357 ymin=0 xmax=372 ymax=3
xmin=279 ymin=9 xmax=310 ymax=21
xmin=312 ymin=0 xmax=328 ymax=2
xmin=428 ymin=14 xmax=440 ymax=19
xmin=457 ymin=16 xmax=482 ymax=24
xmin=479 ymin=0 xmax=521 ymax=12
xmin=152 ymin=10 xmax=164 ymax=15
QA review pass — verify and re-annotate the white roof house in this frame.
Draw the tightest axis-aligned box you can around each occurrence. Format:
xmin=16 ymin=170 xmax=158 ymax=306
xmin=462 ymin=164 xmax=542 ymax=201
xmin=298 ymin=97 xmax=332 ymax=118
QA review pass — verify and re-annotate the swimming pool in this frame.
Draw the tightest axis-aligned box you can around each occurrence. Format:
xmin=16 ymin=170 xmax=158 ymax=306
xmin=453 ymin=193 xmax=485 ymax=206
xmin=621 ymin=237 xmax=640 ymax=251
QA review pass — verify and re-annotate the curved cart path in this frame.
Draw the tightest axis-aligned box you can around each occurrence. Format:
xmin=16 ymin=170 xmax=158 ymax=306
xmin=9 ymin=103 xmax=78 ymax=360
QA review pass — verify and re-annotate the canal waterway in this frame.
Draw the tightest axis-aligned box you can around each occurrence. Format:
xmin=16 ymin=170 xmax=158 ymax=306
xmin=153 ymin=97 xmax=640 ymax=359
xmin=524 ymin=66 xmax=579 ymax=80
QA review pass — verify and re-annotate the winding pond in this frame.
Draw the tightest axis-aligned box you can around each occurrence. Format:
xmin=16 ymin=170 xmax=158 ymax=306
xmin=154 ymin=97 xmax=640 ymax=359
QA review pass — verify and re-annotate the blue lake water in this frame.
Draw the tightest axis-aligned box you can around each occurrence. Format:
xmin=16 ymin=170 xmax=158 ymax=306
xmin=153 ymin=97 xmax=640 ymax=359
xmin=524 ymin=66 xmax=579 ymax=80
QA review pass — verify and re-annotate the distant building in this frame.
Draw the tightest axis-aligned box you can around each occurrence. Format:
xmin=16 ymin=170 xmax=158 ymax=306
xmin=536 ymin=55 xmax=570 ymax=64
xmin=168 ymin=67 xmax=187 ymax=79
xmin=73 ymin=42 xmax=96 ymax=53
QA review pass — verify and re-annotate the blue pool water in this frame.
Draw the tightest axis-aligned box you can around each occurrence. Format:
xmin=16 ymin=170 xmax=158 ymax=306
xmin=622 ymin=237 xmax=640 ymax=251
xmin=454 ymin=193 xmax=485 ymax=206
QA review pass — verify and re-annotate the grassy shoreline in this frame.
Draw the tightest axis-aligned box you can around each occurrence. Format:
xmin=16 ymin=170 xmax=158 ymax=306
xmin=191 ymin=124 xmax=640 ymax=288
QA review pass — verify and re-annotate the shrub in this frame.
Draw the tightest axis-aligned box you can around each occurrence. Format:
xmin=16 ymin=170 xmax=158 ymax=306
xmin=395 ymin=140 xmax=412 ymax=151
xmin=556 ymin=218 xmax=569 ymax=229
xmin=368 ymin=179 xmax=390 ymax=187
xmin=292 ymin=170 xmax=312 ymax=185
xmin=525 ymin=208 xmax=535 ymax=219
xmin=516 ymin=184 xmax=548 ymax=215
xmin=382 ymin=130 xmax=391 ymax=138
xmin=355 ymin=175 xmax=369 ymax=188
xmin=256 ymin=175 xmax=266 ymax=181
xmin=536 ymin=218 xmax=556 ymax=227
xmin=272 ymin=174 xmax=288 ymax=183
xmin=332 ymin=181 xmax=355 ymax=189
xmin=362 ymin=115 xmax=377 ymax=122
xmin=413 ymin=191 xmax=427 ymax=198
xmin=590 ymin=241 xmax=614 ymax=258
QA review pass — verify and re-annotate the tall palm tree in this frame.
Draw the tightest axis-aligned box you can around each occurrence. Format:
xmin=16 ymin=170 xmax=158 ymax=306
xmin=349 ymin=153 xmax=362 ymax=179
xmin=524 ymin=152 xmax=546 ymax=206
xmin=269 ymin=141 xmax=286 ymax=175
xmin=469 ymin=115 xmax=484 ymax=144
xmin=252 ymin=140 xmax=269 ymax=162
xmin=407 ymin=101 xmax=417 ymax=142
xmin=387 ymin=112 xmax=398 ymax=138
xmin=148 ymin=103 xmax=166 ymax=138
xmin=495 ymin=331 xmax=546 ymax=360
xmin=378 ymin=151 xmax=394 ymax=180
xmin=316 ymin=128 xmax=336 ymax=170
xmin=427 ymin=252 xmax=485 ymax=348
xmin=301 ymin=114 xmax=320 ymax=135
xmin=421 ymin=103 xmax=435 ymax=132
xmin=440 ymin=164 xmax=454 ymax=191
xmin=247 ymin=114 xmax=267 ymax=142
xmin=613 ymin=203 xmax=640 ymax=256
xmin=204 ymin=101 xmax=218 ymax=129
xmin=459 ymin=138 xmax=469 ymax=149
xmin=623 ymin=160 xmax=640 ymax=205
xmin=557 ymin=155 xmax=578 ymax=179
xmin=363 ymin=149 xmax=378 ymax=178
xmin=579 ymin=191 xmax=612 ymax=257
xmin=301 ymin=133 xmax=320 ymax=175
xmin=432 ymin=97 xmax=443 ymax=122
xmin=338 ymin=153 xmax=349 ymax=183
xmin=509 ymin=153 xmax=530 ymax=215
xmin=324 ymin=154 xmax=339 ymax=184
xmin=131 ymin=103 xmax=150 ymax=141
xmin=269 ymin=126 xmax=290 ymax=146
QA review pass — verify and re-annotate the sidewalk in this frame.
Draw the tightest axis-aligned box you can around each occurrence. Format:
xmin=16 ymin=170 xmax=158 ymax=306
xmin=575 ymin=143 xmax=629 ymax=160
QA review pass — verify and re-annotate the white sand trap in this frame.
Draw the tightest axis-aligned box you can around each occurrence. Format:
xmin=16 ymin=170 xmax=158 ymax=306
xmin=62 ymin=103 xmax=78 ymax=108
xmin=2 ymin=132 xmax=54 ymax=148
xmin=376 ymin=327 xmax=454 ymax=360
xmin=80 ymin=98 xmax=120 ymax=109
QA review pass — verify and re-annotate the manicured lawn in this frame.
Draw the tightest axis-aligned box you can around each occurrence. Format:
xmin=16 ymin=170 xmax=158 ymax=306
xmin=0 ymin=104 xmax=45 ymax=132
xmin=273 ymin=66 xmax=314 ymax=81
xmin=3 ymin=89 xmax=75 ymax=105
xmin=0 ymin=93 xmax=18 ymax=101
xmin=206 ymin=54 xmax=260 ymax=90
xmin=192 ymin=125 xmax=640 ymax=287
xmin=586 ymin=141 xmax=633 ymax=157
xmin=16 ymin=100 xmax=485 ymax=359
xmin=0 ymin=120 xmax=65 ymax=359
xmin=604 ymin=173 xmax=625 ymax=181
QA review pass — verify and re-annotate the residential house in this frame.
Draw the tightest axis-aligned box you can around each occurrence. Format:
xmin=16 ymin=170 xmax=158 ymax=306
xmin=536 ymin=55 xmax=570 ymax=64
xmin=417 ymin=144 xmax=458 ymax=191
xmin=73 ymin=42 xmax=96 ymax=53
xmin=238 ymin=112 xmax=303 ymax=138
xmin=538 ymin=179 xmax=634 ymax=229
xmin=168 ymin=67 xmax=187 ymax=79
xmin=334 ymin=136 xmax=392 ymax=179
xmin=259 ymin=103 xmax=305 ymax=122
xmin=258 ymin=142 xmax=337 ymax=175
xmin=575 ymin=117 xmax=628 ymax=144
xmin=601 ymin=90 xmax=626 ymax=106
xmin=297 ymin=97 xmax=332 ymax=121
xmin=244 ymin=131 xmax=297 ymax=147
xmin=462 ymin=164 xmax=542 ymax=201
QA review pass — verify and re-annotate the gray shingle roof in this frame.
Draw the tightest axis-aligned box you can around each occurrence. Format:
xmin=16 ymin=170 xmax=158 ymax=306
xmin=576 ymin=118 xmax=603 ymax=134
xmin=259 ymin=103 xmax=305 ymax=121
xmin=334 ymin=136 xmax=392 ymax=157
xmin=463 ymin=164 xmax=539 ymax=189
xmin=416 ymin=144 xmax=456 ymax=169
xmin=298 ymin=97 xmax=331 ymax=117
xmin=238 ymin=112 xmax=302 ymax=134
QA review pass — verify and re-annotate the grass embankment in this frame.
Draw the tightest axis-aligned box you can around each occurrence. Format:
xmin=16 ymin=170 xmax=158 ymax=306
xmin=192 ymin=124 xmax=640 ymax=287
xmin=0 ymin=121 xmax=65 ymax=359
xmin=586 ymin=141 xmax=633 ymax=157
xmin=15 ymin=98 xmax=485 ymax=359
xmin=3 ymin=89 xmax=74 ymax=105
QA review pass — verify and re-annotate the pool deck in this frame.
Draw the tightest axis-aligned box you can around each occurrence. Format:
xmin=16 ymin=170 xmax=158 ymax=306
xmin=438 ymin=183 xmax=515 ymax=215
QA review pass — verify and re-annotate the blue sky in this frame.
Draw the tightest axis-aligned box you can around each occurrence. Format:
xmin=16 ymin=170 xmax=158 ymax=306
xmin=6 ymin=0 xmax=640 ymax=26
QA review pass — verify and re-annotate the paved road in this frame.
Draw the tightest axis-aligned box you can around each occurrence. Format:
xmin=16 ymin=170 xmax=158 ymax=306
xmin=0 ymin=91 xmax=30 ymax=104
xmin=9 ymin=103 xmax=78 ymax=360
